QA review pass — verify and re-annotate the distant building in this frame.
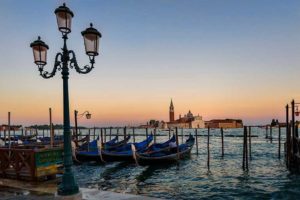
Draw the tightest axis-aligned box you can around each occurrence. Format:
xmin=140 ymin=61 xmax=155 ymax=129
xmin=166 ymin=100 xmax=205 ymax=129
xmin=0 ymin=125 xmax=22 ymax=131
xmin=205 ymin=119 xmax=243 ymax=128
xmin=139 ymin=120 xmax=167 ymax=129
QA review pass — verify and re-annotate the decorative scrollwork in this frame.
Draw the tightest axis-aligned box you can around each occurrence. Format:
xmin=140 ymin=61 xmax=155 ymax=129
xmin=39 ymin=53 xmax=62 ymax=79
xmin=69 ymin=50 xmax=94 ymax=74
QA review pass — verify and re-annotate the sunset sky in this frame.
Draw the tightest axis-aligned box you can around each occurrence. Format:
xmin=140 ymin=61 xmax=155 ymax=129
xmin=0 ymin=0 xmax=300 ymax=126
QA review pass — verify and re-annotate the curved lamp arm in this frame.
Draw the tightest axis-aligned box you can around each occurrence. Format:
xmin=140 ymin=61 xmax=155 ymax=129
xmin=78 ymin=111 xmax=91 ymax=119
xmin=69 ymin=50 xmax=94 ymax=74
xmin=39 ymin=53 xmax=63 ymax=79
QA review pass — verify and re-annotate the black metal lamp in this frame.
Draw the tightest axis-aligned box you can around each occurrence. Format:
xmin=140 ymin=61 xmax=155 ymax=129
xmin=85 ymin=112 xmax=92 ymax=119
xmin=81 ymin=23 xmax=101 ymax=56
xmin=54 ymin=3 xmax=74 ymax=34
xmin=30 ymin=2 xmax=102 ymax=196
xmin=30 ymin=36 xmax=49 ymax=67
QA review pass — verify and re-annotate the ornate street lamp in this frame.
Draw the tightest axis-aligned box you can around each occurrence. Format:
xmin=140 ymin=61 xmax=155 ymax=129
xmin=74 ymin=110 xmax=92 ymax=143
xmin=30 ymin=3 xmax=101 ymax=196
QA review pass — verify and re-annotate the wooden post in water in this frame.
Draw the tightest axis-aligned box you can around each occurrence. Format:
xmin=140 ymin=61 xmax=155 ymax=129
xmin=154 ymin=128 xmax=156 ymax=143
xmin=265 ymin=126 xmax=268 ymax=139
xmin=221 ymin=127 xmax=224 ymax=158
xmin=117 ymin=128 xmax=119 ymax=138
xmin=243 ymin=126 xmax=246 ymax=170
xmin=93 ymin=127 xmax=96 ymax=140
xmin=104 ymin=128 xmax=107 ymax=143
xmin=278 ymin=125 xmax=281 ymax=159
xmin=21 ymin=128 xmax=24 ymax=137
xmin=49 ymin=108 xmax=54 ymax=147
xmin=291 ymin=100 xmax=295 ymax=156
xmin=270 ymin=125 xmax=273 ymax=143
xmin=4 ymin=129 xmax=6 ymax=144
xmin=124 ymin=127 xmax=127 ymax=140
xmin=286 ymin=104 xmax=290 ymax=167
xmin=207 ymin=126 xmax=210 ymax=170
xmin=146 ymin=128 xmax=149 ymax=146
xmin=110 ymin=127 xmax=112 ymax=140
xmin=132 ymin=127 xmax=135 ymax=143
xmin=175 ymin=127 xmax=180 ymax=160
xmin=100 ymin=128 xmax=103 ymax=145
xmin=168 ymin=128 xmax=171 ymax=139
xmin=8 ymin=112 xmax=11 ymax=148
xmin=181 ymin=128 xmax=184 ymax=144
xmin=245 ymin=126 xmax=248 ymax=170
xmin=249 ymin=126 xmax=252 ymax=160
xmin=195 ymin=128 xmax=199 ymax=155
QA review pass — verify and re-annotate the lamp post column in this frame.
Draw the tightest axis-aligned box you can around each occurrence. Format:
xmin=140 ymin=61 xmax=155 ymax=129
xmin=58 ymin=36 xmax=79 ymax=195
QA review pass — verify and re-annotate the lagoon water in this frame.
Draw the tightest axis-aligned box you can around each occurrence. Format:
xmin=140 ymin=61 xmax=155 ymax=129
xmin=68 ymin=127 xmax=300 ymax=200
xmin=2 ymin=127 xmax=299 ymax=199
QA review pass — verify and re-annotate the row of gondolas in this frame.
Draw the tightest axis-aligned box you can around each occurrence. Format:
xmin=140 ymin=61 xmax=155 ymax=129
xmin=0 ymin=132 xmax=195 ymax=165
xmin=74 ymin=133 xmax=195 ymax=165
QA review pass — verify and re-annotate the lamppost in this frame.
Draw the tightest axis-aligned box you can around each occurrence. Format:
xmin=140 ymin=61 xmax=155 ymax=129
xmin=30 ymin=3 xmax=101 ymax=196
xmin=74 ymin=110 xmax=91 ymax=144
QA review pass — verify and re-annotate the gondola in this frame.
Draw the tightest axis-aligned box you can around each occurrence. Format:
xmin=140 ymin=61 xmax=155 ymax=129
xmin=98 ymin=135 xmax=154 ymax=162
xmin=75 ymin=135 xmax=132 ymax=162
xmin=132 ymin=134 xmax=195 ymax=165
xmin=77 ymin=135 xmax=130 ymax=152
xmin=138 ymin=135 xmax=176 ymax=154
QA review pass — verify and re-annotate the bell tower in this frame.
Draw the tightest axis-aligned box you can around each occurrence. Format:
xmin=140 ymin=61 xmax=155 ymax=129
xmin=169 ymin=99 xmax=175 ymax=122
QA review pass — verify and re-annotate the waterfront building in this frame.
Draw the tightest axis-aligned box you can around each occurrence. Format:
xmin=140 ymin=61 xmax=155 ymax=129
xmin=205 ymin=119 xmax=243 ymax=128
xmin=166 ymin=100 xmax=205 ymax=129
xmin=0 ymin=124 xmax=22 ymax=131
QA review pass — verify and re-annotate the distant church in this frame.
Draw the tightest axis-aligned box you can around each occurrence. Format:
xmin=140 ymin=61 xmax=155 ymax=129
xmin=166 ymin=99 xmax=205 ymax=129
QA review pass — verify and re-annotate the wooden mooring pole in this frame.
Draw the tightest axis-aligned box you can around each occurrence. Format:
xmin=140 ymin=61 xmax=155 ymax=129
xmin=286 ymin=104 xmax=290 ymax=167
xmin=100 ymin=128 xmax=103 ymax=145
xmin=146 ymin=128 xmax=149 ymax=146
xmin=270 ymin=126 xmax=273 ymax=143
xmin=49 ymin=108 xmax=53 ymax=147
xmin=181 ymin=128 xmax=184 ymax=144
xmin=243 ymin=126 xmax=245 ymax=170
xmin=195 ymin=128 xmax=199 ymax=155
xmin=207 ymin=126 xmax=210 ymax=170
xmin=124 ymin=127 xmax=127 ymax=140
xmin=133 ymin=127 xmax=135 ymax=143
xmin=175 ymin=127 xmax=180 ymax=160
xmin=291 ymin=100 xmax=295 ymax=159
xmin=93 ymin=127 xmax=96 ymax=140
xmin=8 ymin=112 xmax=11 ymax=148
xmin=154 ymin=128 xmax=156 ymax=143
xmin=265 ymin=126 xmax=268 ymax=139
xmin=278 ymin=125 xmax=281 ymax=159
xmin=104 ymin=128 xmax=107 ymax=143
xmin=249 ymin=126 xmax=252 ymax=160
xmin=110 ymin=127 xmax=112 ymax=140
xmin=168 ymin=128 xmax=171 ymax=139
xmin=242 ymin=126 xmax=249 ymax=171
xmin=221 ymin=127 xmax=224 ymax=158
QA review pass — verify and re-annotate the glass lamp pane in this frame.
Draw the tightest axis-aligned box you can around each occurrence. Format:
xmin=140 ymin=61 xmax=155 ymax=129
xmin=56 ymin=12 xmax=72 ymax=33
xmin=32 ymin=45 xmax=47 ymax=65
xmin=84 ymin=33 xmax=99 ymax=56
